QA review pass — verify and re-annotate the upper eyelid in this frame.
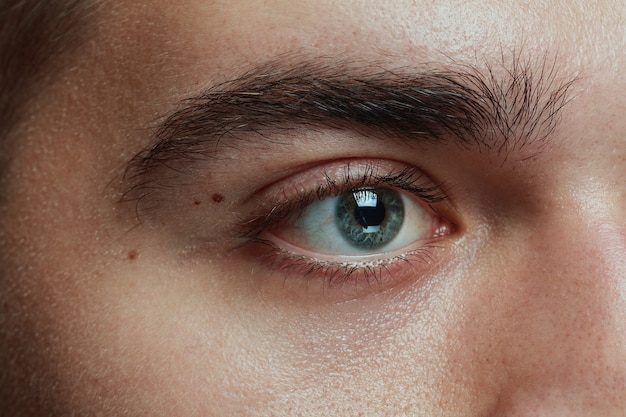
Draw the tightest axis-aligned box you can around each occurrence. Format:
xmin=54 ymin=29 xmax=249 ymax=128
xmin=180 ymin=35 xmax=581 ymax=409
xmin=246 ymin=159 xmax=446 ymax=203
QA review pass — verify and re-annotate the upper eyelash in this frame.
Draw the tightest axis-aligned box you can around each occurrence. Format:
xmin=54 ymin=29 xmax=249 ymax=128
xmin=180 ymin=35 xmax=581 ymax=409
xmin=237 ymin=162 xmax=448 ymax=241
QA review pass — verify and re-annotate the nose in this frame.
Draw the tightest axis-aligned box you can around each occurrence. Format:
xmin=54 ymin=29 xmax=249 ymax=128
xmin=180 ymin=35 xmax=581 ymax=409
xmin=486 ymin=207 xmax=626 ymax=414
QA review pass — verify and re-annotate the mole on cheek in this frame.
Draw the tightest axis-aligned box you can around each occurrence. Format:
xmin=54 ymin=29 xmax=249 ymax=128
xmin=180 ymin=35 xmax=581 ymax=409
xmin=128 ymin=250 xmax=138 ymax=261
xmin=212 ymin=193 xmax=224 ymax=203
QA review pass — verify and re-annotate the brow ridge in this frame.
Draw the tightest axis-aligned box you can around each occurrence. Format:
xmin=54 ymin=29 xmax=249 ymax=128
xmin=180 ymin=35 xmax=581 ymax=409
xmin=127 ymin=56 xmax=577 ymax=180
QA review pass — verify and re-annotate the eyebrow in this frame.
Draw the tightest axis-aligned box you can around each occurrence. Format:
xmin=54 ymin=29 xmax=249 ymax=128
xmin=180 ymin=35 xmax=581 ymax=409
xmin=126 ymin=56 xmax=576 ymax=179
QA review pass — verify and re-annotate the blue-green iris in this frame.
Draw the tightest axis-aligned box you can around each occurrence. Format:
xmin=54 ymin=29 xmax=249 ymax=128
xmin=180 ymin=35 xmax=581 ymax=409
xmin=335 ymin=188 xmax=404 ymax=249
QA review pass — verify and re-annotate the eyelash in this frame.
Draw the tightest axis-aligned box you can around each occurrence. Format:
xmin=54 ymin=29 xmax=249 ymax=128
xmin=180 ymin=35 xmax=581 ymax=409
xmin=236 ymin=161 xmax=453 ymax=289
xmin=242 ymin=164 xmax=446 ymax=237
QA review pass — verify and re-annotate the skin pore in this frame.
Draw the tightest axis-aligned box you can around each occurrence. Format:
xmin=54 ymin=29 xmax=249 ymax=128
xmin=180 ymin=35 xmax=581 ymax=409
xmin=1 ymin=1 xmax=626 ymax=416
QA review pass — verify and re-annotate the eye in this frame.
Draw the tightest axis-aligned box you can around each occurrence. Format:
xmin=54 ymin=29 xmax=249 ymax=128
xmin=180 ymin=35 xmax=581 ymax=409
xmin=267 ymin=187 xmax=445 ymax=259
xmin=238 ymin=160 xmax=457 ymax=292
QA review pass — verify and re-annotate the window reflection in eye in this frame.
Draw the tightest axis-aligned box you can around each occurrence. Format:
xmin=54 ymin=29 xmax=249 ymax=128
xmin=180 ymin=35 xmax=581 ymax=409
xmin=239 ymin=160 xmax=457 ymax=291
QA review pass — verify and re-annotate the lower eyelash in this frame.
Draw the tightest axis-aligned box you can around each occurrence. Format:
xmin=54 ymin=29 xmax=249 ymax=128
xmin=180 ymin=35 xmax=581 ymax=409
xmin=244 ymin=237 xmax=441 ymax=289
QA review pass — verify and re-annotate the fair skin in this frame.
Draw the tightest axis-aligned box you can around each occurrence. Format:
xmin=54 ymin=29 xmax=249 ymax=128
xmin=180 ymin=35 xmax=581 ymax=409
xmin=1 ymin=0 xmax=625 ymax=416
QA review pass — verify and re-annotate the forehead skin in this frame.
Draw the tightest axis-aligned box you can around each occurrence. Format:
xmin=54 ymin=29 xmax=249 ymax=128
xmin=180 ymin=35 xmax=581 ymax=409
xmin=1 ymin=1 xmax=626 ymax=416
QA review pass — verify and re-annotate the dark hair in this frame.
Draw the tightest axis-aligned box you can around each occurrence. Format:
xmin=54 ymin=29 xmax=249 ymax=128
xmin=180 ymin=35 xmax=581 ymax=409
xmin=0 ymin=0 xmax=95 ymax=141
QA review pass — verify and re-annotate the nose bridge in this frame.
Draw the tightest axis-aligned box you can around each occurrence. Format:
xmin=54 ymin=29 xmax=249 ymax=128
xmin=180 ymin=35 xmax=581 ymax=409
xmin=523 ymin=177 xmax=626 ymax=340
xmin=491 ymin=190 xmax=626 ymax=414
xmin=528 ymin=216 xmax=626 ymax=370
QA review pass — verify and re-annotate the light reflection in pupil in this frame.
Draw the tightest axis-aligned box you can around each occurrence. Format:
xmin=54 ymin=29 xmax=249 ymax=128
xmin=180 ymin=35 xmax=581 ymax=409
xmin=353 ymin=190 xmax=385 ymax=233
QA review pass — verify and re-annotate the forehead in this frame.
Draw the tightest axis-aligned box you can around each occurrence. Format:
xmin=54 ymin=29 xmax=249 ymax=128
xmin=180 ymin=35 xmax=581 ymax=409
xmin=81 ymin=0 xmax=625 ymax=138
xmin=13 ymin=0 xmax=626 ymax=184
xmin=95 ymin=1 xmax=621 ymax=70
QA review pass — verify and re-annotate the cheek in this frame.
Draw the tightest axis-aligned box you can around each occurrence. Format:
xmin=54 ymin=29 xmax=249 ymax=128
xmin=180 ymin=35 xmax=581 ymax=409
xmin=0 ymin=207 xmax=483 ymax=417
xmin=1 ymin=255 xmax=275 ymax=415
xmin=14 ymin=256 xmax=457 ymax=416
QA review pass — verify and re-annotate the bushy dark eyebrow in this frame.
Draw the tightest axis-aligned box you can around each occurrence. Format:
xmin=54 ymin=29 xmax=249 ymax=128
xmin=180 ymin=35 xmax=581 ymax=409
xmin=126 ymin=56 xmax=576 ymax=180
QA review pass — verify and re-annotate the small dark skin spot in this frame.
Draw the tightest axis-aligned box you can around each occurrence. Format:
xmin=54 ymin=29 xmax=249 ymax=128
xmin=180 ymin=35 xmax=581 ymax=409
xmin=193 ymin=200 xmax=202 ymax=206
xmin=212 ymin=193 xmax=224 ymax=203
xmin=128 ymin=250 xmax=138 ymax=261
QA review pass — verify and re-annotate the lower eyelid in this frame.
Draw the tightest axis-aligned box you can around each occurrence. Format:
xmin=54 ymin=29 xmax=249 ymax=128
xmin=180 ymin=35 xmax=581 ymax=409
xmin=229 ymin=236 xmax=451 ymax=303
xmin=262 ymin=215 xmax=452 ymax=285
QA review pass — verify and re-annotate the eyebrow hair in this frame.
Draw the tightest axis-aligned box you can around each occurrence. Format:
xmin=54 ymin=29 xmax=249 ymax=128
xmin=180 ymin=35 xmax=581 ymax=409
xmin=126 ymin=56 xmax=577 ymax=181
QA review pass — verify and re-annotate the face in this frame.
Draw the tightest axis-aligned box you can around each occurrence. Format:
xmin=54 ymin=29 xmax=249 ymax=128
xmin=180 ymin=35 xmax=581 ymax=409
xmin=1 ymin=1 xmax=625 ymax=415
